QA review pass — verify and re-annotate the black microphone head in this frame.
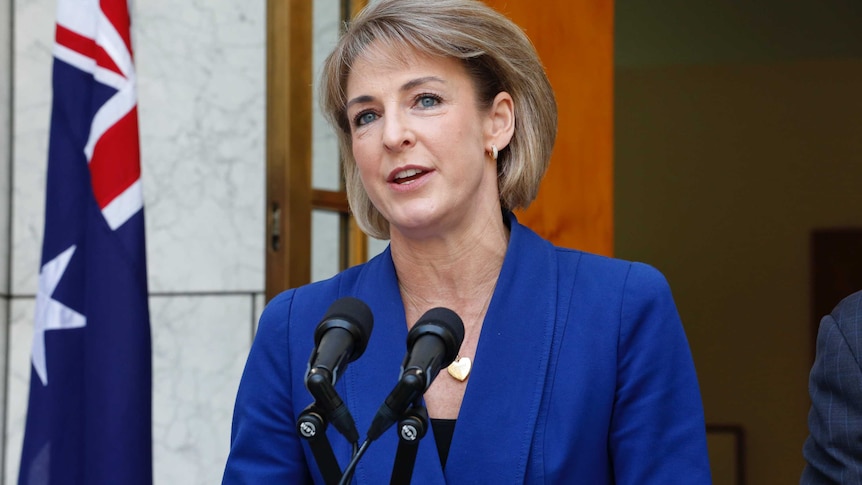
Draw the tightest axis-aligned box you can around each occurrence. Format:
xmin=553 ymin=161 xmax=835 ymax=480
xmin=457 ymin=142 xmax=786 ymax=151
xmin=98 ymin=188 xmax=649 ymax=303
xmin=407 ymin=307 xmax=465 ymax=367
xmin=314 ymin=297 xmax=374 ymax=362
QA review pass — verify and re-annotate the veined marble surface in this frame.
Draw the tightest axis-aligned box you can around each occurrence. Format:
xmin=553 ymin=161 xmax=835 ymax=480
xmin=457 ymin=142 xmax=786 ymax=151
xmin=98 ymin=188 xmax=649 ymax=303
xmin=132 ymin=0 xmax=266 ymax=294
xmin=11 ymin=0 xmax=54 ymax=297
xmin=5 ymin=298 xmax=33 ymax=485
xmin=150 ymin=294 xmax=255 ymax=485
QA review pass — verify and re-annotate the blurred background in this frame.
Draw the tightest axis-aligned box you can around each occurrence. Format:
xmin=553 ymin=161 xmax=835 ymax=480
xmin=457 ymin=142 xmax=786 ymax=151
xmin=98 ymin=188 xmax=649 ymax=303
xmin=1 ymin=0 xmax=860 ymax=483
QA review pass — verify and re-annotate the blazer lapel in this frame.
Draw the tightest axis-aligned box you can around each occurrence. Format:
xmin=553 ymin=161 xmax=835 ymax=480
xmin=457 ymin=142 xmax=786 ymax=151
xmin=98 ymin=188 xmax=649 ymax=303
xmin=345 ymin=247 xmax=448 ymax=484
xmin=445 ymin=217 xmax=557 ymax=483
xmin=339 ymin=215 xmax=557 ymax=484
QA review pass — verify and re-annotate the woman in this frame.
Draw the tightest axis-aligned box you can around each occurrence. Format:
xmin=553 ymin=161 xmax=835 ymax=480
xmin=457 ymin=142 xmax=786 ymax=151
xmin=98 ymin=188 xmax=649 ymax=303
xmin=223 ymin=0 xmax=712 ymax=483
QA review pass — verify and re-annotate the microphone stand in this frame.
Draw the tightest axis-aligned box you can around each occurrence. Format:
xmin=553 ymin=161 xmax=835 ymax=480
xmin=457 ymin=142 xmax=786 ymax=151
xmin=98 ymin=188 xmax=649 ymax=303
xmin=297 ymin=404 xmax=344 ymax=485
xmin=336 ymin=399 xmax=430 ymax=485
xmin=389 ymin=399 xmax=429 ymax=485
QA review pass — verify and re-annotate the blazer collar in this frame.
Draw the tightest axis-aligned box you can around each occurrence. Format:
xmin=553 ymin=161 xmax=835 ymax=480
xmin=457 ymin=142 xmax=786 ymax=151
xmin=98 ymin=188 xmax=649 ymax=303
xmin=346 ymin=213 xmax=558 ymax=484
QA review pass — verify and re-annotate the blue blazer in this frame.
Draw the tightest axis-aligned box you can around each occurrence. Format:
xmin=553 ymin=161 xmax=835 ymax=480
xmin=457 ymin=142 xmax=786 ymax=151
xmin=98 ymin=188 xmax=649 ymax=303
xmin=223 ymin=215 xmax=711 ymax=484
xmin=802 ymin=290 xmax=862 ymax=484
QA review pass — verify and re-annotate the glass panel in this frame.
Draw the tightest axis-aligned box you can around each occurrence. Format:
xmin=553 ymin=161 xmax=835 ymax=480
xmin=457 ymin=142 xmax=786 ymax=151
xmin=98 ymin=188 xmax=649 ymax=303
xmin=367 ymin=236 xmax=388 ymax=261
xmin=312 ymin=209 xmax=341 ymax=282
xmin=312 ymin=0 xmax=342 ymax=191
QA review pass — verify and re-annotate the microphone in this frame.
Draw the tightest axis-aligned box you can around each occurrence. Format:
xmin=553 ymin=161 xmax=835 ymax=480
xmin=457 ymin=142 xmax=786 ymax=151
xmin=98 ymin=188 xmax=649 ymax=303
xmin=366 ymin=307 xmax=464 ymax=441
xmin=305 ymin=297 xmax=374 ymax=444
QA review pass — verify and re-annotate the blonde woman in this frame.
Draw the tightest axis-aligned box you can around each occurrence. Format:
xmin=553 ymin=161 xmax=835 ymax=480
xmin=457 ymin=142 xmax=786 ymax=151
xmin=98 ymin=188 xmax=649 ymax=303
xmin=223 ymin=1 xmax=711 ymax=483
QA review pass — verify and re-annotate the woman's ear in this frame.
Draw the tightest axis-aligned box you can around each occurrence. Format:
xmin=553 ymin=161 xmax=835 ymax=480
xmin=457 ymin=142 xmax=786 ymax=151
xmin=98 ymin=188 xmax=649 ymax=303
xmin=484 ymin=91 xmax=515 ymax=152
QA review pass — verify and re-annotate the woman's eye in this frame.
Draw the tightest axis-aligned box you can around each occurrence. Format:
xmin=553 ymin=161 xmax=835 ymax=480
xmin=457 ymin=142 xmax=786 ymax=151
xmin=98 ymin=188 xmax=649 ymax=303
xmin=354 ymin=111 xmax=378 ymax=126
xmin=416 ymin=94 xmax=440 ymax=108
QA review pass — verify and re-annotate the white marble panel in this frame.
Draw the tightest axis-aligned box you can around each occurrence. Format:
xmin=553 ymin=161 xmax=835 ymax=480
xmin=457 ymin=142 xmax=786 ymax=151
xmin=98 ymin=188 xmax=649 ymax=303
xmin=5 ymin=297 xmax=36 ymax=485
xmin=11 ymin=0 xmax=53 ymax=296
xmin=253 ymin=292 xmax=264 ymax=334
xmin=4 ymin=294 xmax=255 ymax=485
xmin=151 ymin=294 xmax=253 ymax=485
xmin=0 ymin=297 xmax=8 ymax=479
xmin=134 ymin=0 xmax=266 ymax=294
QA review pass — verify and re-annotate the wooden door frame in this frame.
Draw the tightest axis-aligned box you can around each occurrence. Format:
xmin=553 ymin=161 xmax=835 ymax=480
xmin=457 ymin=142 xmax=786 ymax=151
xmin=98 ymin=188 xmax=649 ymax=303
xmin=265 ymin=0 xmax=367 ymax=301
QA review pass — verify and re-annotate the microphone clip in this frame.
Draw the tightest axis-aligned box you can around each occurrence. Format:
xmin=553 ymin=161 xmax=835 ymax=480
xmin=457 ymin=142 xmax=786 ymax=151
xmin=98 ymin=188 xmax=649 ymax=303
xmin=390 ymin=400 xmax=430 ymax=485
xmin=297 ymin=404 xmax=343 ymax=485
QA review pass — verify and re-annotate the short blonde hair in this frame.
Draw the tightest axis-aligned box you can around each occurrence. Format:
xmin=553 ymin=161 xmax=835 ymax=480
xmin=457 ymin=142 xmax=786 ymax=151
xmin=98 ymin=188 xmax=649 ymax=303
xmin=320 ymin=0 xmax=557 ymax=239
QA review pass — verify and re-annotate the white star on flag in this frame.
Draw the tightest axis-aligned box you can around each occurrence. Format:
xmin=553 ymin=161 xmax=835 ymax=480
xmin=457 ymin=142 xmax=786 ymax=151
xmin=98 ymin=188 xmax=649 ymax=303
xmin=31 ymin=244 xmax=86 ymax=386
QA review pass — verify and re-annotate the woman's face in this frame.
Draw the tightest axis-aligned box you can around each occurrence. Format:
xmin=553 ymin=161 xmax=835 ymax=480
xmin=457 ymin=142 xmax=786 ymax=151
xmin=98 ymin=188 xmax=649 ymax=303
xmin=345 ymin=45 xmax=504 ymax=240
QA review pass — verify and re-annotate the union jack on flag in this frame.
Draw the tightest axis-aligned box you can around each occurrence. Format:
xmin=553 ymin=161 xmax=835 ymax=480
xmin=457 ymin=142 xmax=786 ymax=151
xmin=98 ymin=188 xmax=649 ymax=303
xmin=19 ymin=0 xmax=152 ymax=483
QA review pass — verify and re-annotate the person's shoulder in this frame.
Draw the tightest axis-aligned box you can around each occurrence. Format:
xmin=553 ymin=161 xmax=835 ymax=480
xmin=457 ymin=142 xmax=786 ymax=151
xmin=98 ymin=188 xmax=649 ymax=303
xmin=833 ymin=289 xmax=862 ymax=314
xmin=510 ymin=215 xmax=672 ymax=292
xmin=262 ymin=258 xmax=378 ymax=326
xmin=270 ymin=256 xmax=378 ymax=301
xmin=554 ymin=246 xmax=670 ymax=290
xmin=830 ymin=289 xmax=862 ymax=332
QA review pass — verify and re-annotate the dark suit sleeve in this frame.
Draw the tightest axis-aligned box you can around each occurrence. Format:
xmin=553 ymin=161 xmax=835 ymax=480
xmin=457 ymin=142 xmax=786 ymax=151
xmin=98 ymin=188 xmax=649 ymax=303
xmin=802 ymin=294 xmax=862 ymax=484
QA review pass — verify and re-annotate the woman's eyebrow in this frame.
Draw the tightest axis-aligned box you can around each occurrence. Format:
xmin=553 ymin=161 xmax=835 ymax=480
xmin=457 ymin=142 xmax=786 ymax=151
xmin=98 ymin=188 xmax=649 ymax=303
xmin=347 ymin=95 xmax=374 ymax=109
xmin=347 ymin=76 xmax=446 ymax=109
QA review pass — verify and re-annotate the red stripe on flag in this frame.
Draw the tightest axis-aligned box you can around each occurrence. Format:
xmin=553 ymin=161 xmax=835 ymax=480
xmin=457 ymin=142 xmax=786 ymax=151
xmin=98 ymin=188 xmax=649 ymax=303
xmin=94 ymin=48 xmax=124 ymax=77
xmin=89 ymin=107 xmax=142 ymax=209
xmin=100 ymin=0 xmax=134 ymax=59
xmin=55 ymin=24 xmax=96 ymax=58
xmin=55 ymin=24 xmax=124 ymax=76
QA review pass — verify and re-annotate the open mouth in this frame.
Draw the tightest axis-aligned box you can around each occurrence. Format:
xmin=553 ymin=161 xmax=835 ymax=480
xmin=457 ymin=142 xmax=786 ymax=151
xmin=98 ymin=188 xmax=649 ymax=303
xmin=391 ymin=168 xmax=427 ymax=185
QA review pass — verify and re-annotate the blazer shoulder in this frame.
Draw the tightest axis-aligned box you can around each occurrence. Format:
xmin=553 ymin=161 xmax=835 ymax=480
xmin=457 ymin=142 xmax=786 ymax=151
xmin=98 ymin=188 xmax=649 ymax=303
xmin=261 ymin=261 xmax=373 ymax=332
xmin=832 ymin=290 xmax=862 ymax=322
xmin=829 ymin=290 xmax=862 ymax=355
xmin=556 ymin=247 xmax=671 ymax=291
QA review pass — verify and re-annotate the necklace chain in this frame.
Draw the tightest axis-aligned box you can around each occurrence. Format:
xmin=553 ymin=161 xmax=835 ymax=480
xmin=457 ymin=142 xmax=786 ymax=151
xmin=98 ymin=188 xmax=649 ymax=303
xmin=399 ymin=280 xmax=495 ymax=382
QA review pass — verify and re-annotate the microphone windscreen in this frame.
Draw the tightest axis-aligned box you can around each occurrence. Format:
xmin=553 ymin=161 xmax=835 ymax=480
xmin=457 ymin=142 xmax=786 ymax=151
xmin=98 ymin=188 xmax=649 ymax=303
xmin=315 ymin=296 xmax=374 ymax=360
xmin=408 ymin=307 xmax=465 ymax=366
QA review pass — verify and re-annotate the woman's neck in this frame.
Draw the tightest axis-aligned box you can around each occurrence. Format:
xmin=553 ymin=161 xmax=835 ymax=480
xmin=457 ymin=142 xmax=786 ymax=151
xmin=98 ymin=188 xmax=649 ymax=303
xmin=390 ymin=212 xmax=509 ymax=319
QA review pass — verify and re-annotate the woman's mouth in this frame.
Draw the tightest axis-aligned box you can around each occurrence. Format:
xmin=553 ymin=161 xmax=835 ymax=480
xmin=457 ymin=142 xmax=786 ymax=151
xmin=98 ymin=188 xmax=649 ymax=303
xmin=391 ymin=168 xmax=427 ymax=185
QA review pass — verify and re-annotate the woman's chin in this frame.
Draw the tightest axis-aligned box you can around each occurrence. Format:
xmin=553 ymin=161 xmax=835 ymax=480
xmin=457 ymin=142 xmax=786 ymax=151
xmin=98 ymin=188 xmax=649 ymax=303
xmin=388 ymin=212 xmax=447 ymax=240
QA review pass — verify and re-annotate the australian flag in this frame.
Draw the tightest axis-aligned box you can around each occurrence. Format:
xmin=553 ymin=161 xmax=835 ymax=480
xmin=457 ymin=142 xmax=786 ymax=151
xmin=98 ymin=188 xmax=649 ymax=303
xmin=18 ymin=0 xmax=152 ymax=484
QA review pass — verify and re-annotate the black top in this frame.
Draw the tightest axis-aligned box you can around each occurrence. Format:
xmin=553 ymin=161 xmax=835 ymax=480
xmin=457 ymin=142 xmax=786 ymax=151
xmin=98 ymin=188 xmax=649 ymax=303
xmin=431 ymin=418 xmax=456 ymax=469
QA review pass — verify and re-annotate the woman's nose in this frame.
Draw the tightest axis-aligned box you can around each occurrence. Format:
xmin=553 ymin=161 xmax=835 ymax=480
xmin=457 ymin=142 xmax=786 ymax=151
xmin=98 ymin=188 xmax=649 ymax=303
xmin=381 ymin=111 xmax=415 ymax=152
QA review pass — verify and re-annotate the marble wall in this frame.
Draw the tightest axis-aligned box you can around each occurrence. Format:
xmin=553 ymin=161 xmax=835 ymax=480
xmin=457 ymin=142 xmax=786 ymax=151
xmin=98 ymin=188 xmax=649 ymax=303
xmin=6 ymin=0 xmax=55 ymax=480
xmin=1 ymin=0 xmax=12 ymax=478
xmin=1 ymin=0 xmax=323 ymax=483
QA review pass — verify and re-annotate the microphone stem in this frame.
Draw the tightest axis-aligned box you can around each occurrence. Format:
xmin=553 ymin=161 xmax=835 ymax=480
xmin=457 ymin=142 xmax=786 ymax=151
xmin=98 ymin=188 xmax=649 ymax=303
xmin=339 ymin=439 xmax=371 ymax=485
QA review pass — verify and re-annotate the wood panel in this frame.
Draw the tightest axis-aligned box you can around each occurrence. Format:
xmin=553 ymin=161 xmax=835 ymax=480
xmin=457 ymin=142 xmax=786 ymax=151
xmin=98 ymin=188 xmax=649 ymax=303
xmin=484 ymin=0 xmax=614 ymax=256
xmin=265 ymin=1 xmax=312 ymax=301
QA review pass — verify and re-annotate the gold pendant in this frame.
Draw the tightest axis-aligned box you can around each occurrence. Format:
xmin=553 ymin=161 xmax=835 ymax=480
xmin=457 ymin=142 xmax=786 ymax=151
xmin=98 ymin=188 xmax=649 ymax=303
xmin=447 ymin=356 xmax=472 ymax=382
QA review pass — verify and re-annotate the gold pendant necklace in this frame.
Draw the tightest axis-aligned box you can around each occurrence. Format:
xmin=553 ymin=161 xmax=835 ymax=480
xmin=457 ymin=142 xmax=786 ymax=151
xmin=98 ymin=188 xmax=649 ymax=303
xmin=400 ymin=278 xmax=495 ymax=384
xmin=447 ymin=356 xmax=472 ymax=381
